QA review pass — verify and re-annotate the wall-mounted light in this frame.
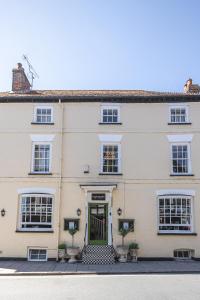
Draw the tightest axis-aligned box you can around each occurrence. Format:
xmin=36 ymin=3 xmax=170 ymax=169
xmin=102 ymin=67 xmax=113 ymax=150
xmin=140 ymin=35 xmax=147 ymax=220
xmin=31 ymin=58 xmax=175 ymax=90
xmin=77 ymin=208 xmax=81 ymax=217
xmin=117 ymin=208 xmax=122 ymax=216
xmin=1 ymin=209 xmax=6 ymax=217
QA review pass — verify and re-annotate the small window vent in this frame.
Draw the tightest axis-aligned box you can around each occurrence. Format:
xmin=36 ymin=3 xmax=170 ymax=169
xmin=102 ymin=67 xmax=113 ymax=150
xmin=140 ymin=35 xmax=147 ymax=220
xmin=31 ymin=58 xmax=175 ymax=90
xmin=174 ymin=249 xmax=194 ymax=260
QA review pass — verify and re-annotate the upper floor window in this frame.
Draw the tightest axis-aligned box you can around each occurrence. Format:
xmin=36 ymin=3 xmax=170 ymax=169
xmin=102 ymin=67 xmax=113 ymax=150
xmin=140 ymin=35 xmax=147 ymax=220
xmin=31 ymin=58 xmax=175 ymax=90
xmin=101 ymin=105 xmax=120 ymax=124
xmin=19 ymin=194 xmax=53 ymax=231
xmin=34 ymin=106 xmax=53 ymax=124
xmin=101 ymin=144 xmax=121 ymax=174
xmin=171 ymin=143 xmax=191 ymax=175
xmin=169 ymin=105 xmax=189 ymax=124
xmin=167 ymin=135 xmax=193 ymax=176
xmin=32 ymin=143 xmax=51 ymax=174
xmin=158 ymin=196 xmax=192 ymax=233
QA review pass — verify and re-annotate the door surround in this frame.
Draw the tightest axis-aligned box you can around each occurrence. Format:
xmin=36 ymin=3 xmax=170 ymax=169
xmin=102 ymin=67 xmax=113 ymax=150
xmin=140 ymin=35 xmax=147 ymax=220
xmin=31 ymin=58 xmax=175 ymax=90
xmin=80 ymin=184 xmax=117 ymax=245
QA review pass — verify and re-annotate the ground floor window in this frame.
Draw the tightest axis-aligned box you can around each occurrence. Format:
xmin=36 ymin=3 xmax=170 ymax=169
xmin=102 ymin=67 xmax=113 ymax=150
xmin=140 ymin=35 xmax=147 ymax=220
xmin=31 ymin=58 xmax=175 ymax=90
xmin=20 ymin=194 xmax=53 ymax=231
xmin=158 ymin=196 xmax=192 ymax=233
xmin=28 ymin=248 xmax=47 ymax=261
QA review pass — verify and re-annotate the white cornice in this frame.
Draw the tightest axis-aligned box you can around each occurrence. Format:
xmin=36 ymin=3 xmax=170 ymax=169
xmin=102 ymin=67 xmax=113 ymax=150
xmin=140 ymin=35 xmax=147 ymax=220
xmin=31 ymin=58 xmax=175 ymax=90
xmin=156 ymin=189 xmax=195 ymax=197
xmin=98 ymin=134 xmax=122 ymax=142
xmin=30 ymin=134 xmax=55 ymax=142
xmin=17 ymin=188 xmax=56 ymax=195
xmin=167 ymin=134 xmax=193 ymax=143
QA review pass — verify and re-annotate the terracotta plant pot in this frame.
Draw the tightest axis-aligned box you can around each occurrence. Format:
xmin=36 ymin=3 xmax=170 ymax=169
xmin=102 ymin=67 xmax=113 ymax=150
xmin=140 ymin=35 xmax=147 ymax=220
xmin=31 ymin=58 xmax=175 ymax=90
xmin=58 ymin=249 xmax=66 ymax=263
xmin=67 ymin=247 xmax=80 ymax=263
xmin=116 ymin=246 xmax=129 ymax=263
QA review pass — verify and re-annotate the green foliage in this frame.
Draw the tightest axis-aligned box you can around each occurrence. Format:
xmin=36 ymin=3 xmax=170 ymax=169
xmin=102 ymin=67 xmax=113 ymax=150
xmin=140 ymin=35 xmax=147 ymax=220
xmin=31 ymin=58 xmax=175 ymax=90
xmin=129 ymin=242 xmax=139 ymax=250
xmin=119 ymin=228 xmax=131 ymax=246
xmin=68 ymin=228 xmax=78 ymax=247
xmin=119 ymin=228 xmax=130 ymax=237
xmin=68 ymin=228 xmax=78 ymax=236
xmin=58 ymin=243 xmax=66 ymax=250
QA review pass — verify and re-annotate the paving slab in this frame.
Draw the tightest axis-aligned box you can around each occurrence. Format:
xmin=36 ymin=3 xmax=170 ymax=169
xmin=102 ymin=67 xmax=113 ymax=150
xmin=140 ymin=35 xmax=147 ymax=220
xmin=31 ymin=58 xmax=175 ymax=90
xmin=0 ymin=260 xmax=200 ymax=275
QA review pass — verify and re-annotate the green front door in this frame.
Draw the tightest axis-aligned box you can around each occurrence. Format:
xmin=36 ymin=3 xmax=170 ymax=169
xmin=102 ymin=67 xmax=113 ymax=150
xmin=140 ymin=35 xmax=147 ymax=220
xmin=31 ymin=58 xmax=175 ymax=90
xmin=88 ymin=203 xmax=108 ymax=245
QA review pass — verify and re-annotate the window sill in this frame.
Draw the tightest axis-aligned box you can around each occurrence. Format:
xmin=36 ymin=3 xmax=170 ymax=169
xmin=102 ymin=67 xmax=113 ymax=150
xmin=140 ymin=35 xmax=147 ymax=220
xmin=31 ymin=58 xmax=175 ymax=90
xmin=158 ymin=232 xmax=197 ymax=236
xmin=170 ymin=174 xmax=194 ymax=177
xmin=28 ymin=172 xmax=52 ymax=176
xmin=99 ymin=122 xmax=122 ymax=125
xmin=31 ymin=122 xmax=54 ymax=125
xmin=99 ymin=173 xmax=123 ymax=176
xmin=16 ymin=230 xmax=54 ymax=233
xmin=168 ymin=122 xmax=192 ymax=125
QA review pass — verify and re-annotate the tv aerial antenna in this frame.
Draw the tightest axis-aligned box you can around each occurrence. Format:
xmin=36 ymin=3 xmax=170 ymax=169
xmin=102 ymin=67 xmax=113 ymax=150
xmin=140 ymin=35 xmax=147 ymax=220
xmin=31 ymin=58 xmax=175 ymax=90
xmin=22 ymin=54 xmax=39 ymax=89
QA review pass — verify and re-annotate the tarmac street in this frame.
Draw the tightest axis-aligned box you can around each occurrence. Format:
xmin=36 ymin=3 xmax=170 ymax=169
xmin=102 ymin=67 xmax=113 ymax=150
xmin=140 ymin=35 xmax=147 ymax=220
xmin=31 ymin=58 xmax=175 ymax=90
xmin=0 ymin=274 xmax=200 ymax=300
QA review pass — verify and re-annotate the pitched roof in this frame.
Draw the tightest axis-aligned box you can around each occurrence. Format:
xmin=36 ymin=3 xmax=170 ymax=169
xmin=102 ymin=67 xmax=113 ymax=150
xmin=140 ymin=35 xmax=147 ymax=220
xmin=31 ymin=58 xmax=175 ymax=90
xmin=0 ymin=89 xmax=200 ymax=103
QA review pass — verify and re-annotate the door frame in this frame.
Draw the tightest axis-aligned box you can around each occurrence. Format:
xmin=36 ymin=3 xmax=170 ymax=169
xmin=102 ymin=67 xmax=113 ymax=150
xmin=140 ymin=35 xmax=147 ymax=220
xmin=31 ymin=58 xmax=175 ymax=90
xmin=80 ymin=184 xmax=117 ymax=246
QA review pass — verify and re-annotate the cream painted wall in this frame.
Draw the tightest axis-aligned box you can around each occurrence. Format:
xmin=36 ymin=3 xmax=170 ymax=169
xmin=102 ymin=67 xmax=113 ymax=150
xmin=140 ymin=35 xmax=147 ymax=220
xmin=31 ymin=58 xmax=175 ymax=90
xmin=0 ymin=101 xmax=199 ymax=259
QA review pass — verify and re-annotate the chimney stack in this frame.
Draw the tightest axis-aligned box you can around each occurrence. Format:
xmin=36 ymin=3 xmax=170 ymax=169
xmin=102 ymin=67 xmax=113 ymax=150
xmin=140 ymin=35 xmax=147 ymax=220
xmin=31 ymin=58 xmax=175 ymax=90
xmin=184 ymin=78 xmax=200 ymax=94
xmin=12 ymin=63 xmax=31 ymax=93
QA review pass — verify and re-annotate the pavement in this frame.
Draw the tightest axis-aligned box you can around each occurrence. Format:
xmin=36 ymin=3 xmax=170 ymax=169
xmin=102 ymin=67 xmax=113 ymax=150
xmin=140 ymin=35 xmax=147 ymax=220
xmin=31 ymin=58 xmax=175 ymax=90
xmin=0 ymin=260 xmax=200 ymax=275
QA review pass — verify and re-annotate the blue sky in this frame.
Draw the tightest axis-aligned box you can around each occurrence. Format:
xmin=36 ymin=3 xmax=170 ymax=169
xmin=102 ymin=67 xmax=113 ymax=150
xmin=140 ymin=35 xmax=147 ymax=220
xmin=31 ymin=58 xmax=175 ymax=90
xmin=0 ymin=0 xmax=199 ymax=92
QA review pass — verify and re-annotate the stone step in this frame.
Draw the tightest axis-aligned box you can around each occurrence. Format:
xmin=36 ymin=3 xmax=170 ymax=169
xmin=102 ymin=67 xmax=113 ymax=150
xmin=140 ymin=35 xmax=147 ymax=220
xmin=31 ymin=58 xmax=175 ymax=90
xmin=82 ymin=245 xmax=116 ymax=264
xmin=82 ymin=258 xmax=115 ymax=265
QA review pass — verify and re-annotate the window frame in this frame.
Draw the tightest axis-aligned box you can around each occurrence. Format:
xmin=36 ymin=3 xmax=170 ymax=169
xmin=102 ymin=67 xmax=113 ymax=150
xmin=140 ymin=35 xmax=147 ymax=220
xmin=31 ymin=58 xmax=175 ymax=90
xmin=100 ymin=105 xmax=120 ymax=124
xmin=157 ymin=195 xmax=193 ymax=234
xmin=33 ymin=106 xmax=53 ymax=124
xmin=19 ymin=193 xmax=53 ymax=232
xmin=100 ymin=142 xmax=121 ymax=174
xmin=31 ymin=142 xmax=52 ymax=174
xmin=170 ymin=142 xmax=192 ymax=175
xmin=28 ymin=248 xmax=48 ymax=261
xmin=168 ymin=104 xmax=189 ymax=124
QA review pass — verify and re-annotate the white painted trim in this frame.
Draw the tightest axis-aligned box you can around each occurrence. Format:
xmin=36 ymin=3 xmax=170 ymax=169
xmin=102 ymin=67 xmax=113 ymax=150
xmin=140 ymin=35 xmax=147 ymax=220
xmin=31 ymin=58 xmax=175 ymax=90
xmin=30 ymin=134 xmax=55 ymax=142
xmin=156 ymin=189 xmax=195 ymax=196
xmin=31 ymin=142 xmax=52 ymax=173
xmin=80 ymin=185 xmax=117 ymax=193
xmin=28 ymin=248 xmax=48 ymax=262
xmin=19 ymin=194 xmax=53 ymax=232
xmin=98 ymin=134 xmax=122 ymax=142
xmin=81 ymin=185 xmax=116 ymax=246
xmin=167 ymin=134 xmax=193 ymax=143
xmin=157 ymin=195 xmax=194 ymax=234
xmin=33 ymin=106 xmax=53 ymax=123
xmin=100 ymin=104 xmax=120 ymax=123
xmin=169 ymin=103 xmax=189 ymax=107
xmin=17 ymin=188 xmax=56 ymax=195
xmin=100 ymin=143 xmax=121 ymax=174
xmin=170 ymin=142 xmax=192 ymax=175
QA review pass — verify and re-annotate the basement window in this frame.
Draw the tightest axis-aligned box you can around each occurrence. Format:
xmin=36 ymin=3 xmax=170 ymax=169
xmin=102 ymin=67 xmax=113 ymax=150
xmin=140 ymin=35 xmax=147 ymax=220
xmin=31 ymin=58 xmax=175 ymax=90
xmin=28 ymin=248 xmax=47 ymax=261
xmin=174 ymin=249 xmax=194 ymax=260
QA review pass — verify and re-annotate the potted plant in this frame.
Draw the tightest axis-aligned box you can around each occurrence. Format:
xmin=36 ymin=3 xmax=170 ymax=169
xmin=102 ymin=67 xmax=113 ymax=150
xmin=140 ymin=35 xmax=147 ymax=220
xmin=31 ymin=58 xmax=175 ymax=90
xmin=58 ymin=243 xmax=66 ymax=263
xmin=116 ymin=228 xmax=130 ymax=263
xmin=129 ymin=242 xmax=139 ymax=262
xmin=66 ymin=229 xmax=80 ymax=263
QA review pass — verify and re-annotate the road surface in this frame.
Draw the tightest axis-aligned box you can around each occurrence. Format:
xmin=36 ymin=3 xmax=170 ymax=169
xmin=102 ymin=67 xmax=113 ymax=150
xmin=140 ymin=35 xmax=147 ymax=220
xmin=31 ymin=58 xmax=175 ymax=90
xmin=0 ymin=274 xmax=200 ymax=300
